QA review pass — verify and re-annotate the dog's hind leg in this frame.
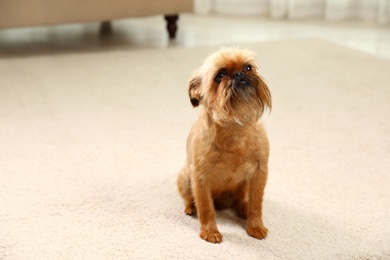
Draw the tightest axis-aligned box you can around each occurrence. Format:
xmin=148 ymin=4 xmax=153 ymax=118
xmin=233 ymin=181 xmax=249 ymax=219
xmin=177 ymin=168 xmax=196 ymax=215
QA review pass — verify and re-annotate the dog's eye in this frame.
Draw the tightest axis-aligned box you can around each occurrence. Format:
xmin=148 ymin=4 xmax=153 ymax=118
xmin=245 ymin=65 xmax=252 ymax=72
xmin=214 ymin=72 xmax=226 ymax=83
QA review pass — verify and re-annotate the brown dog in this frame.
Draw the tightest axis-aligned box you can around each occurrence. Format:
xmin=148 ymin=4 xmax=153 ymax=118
xmin=177 ymin=47 xmax=271 ymax=243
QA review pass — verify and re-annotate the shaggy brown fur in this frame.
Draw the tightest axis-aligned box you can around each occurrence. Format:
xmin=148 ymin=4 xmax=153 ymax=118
xmin=177 ymin=47 xmax=271 ymax=243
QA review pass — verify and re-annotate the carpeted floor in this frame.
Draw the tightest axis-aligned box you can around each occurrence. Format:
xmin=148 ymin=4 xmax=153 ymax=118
xmin=0 ymin=39 xmax=389 ymax=259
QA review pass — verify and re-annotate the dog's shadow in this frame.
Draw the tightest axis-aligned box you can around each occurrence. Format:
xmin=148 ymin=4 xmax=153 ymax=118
xmin=161 ymin=175 xmax=387 ymax=259
xmin=185 ymin=207 xmax=248 ymax=235
xmin=179 ymin=199 xmax=387 ymax=259
xmin=215 ymin=208 xmax=247 ymax=229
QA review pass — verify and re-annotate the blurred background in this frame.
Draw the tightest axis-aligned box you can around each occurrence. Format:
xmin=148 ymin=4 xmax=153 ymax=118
xmin=0 ymin=0 xmax=389 ymax=59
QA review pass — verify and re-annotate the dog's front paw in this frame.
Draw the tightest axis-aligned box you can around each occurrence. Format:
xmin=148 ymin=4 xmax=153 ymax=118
xmin=247 ymin=226 xmax=268 ymax=239
xmin=200 ymin=227 xmax=223 ymax=243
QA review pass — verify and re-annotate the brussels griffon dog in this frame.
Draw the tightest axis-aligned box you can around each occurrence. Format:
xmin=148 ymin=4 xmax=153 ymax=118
xmin=177 ymin=47 xmax=272 ymax=243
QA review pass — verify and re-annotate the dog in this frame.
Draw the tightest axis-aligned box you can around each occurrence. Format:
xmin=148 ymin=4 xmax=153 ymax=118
xmin=177 ymin=47 xmax=272 ymax=243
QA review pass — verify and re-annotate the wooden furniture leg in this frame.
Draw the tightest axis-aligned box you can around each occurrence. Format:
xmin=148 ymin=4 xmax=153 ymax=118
xmin=99 ymin=20 xmax=112 ymax=36
xmin=164 ymin=15 xmax=179 ymax=39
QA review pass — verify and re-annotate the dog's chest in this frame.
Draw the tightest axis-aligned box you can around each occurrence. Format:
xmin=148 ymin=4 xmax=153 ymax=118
xmin=207 ymin=138 xmax=259 ymax=184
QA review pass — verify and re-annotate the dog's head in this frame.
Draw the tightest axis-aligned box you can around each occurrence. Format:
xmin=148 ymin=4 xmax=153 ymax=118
xmin=188 ymin=47 xmax=271 ymax=126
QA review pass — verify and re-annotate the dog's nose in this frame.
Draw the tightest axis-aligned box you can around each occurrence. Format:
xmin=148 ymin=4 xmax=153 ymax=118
xmin=233 ymin=71 xmax=249 ymax=87
xmin=233 ymin=72 xmax=244 ymax=79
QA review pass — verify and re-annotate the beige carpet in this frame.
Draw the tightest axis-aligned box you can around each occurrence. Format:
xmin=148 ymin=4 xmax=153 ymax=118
xmin=0 ymin=39 xmax=389 ymax=259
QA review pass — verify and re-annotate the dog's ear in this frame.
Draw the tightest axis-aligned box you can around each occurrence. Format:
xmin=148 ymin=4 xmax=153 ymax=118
xmin=188 ymin=72 xmax=202 ymax=107
xmin=257 ymin=77 xmax=272 ymax=113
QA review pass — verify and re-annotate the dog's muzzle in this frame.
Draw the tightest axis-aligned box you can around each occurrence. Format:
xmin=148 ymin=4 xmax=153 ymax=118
xmin=233 ymin=72 xmax=250 ymax=88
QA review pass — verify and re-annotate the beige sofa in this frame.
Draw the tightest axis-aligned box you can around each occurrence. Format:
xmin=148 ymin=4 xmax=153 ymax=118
xmin=0 ymin=0 xmax=193 ymax=38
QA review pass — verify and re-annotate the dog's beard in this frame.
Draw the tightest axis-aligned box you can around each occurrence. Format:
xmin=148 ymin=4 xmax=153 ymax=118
xmin=209 ymin=79 xmax=262 ymax=126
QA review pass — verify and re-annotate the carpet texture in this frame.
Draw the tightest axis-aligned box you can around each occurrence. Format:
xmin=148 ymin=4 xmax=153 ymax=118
xmin=0 ymin=39 xmax=389 ymax=259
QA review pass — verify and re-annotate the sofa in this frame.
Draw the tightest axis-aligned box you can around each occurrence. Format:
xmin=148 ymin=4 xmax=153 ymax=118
xmin=0 ymin=0 xmax=193 ymax=38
